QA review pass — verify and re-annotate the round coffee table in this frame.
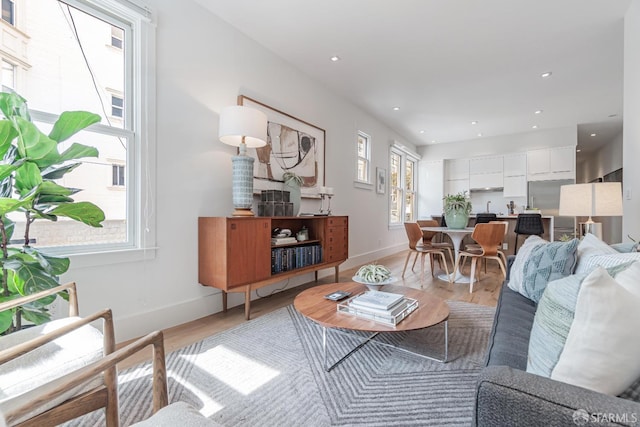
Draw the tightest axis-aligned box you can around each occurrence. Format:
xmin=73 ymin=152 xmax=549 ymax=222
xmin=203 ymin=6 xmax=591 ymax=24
xmin=294 ymin=282 xmax=450 ymax=371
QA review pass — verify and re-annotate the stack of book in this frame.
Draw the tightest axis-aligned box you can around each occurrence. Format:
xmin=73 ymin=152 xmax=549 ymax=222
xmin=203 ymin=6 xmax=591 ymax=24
xmin=338 ymin=290 xmax=418 ymax=326
xmin=271 ymin=236 xmax=297 ymax=246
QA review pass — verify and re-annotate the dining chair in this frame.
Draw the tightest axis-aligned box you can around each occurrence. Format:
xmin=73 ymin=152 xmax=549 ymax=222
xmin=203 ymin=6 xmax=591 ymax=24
xmin=453 ymin=223 xmax=507 ymax=293
xmin=402 ymin=222 xmax=451 ymax=286
xmin=416 ymin=219 xmax=454 ymax=265
xmin=514 ymin=213 xmax=544 ymax=254
xmin=463 ymin=220 xmax=508 ymax=273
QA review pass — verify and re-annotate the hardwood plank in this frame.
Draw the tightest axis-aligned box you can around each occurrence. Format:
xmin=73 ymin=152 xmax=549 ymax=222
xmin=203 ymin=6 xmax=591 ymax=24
xmin=118 ymin=249 xmax=502 ymax=369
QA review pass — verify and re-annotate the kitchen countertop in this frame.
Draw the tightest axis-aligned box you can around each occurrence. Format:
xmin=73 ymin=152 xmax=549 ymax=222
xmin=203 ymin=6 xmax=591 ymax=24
xmin=469 ymin=214 xmax=554 ymax=219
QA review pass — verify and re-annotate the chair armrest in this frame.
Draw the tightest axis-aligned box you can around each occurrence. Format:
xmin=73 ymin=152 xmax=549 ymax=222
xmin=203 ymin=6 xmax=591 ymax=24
xmin=0 ymin=281 xmax=78 ymax=316
xmin=474 ymin=366 xmax=640 ymax=426
xmin=2 ymin=330 xmax=168 ymax=425
xmin=0 ymin=308 xmax=114 ymax=364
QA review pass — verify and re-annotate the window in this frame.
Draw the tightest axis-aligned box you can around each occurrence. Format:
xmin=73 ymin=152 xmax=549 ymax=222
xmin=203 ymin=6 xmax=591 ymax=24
xmin=1 ymin=60 xmax=14 ymax=92
xmin=111 ymin=94 xmax=123 ymax=118
xmin=110 ymin=25 xmax=123 ymax=49
xmin=9 ymin=0 xmax=156 ymax=258
xmin=2 ymin=0 xmax=14 ymax=25
xmin=356 ymin=131 xmax=371 ymax=183
xmin=389 ymin=145 xmax=419 ymax=225
xmin=112 ymin=164 xmax=125 ymax=186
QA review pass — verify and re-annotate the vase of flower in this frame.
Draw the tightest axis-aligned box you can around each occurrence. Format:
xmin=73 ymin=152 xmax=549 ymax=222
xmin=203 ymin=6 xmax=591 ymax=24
xmin=443 ymin=192 xmax=472 ymax=229
xmin=283 ymin=172 xmax=303 ymax=216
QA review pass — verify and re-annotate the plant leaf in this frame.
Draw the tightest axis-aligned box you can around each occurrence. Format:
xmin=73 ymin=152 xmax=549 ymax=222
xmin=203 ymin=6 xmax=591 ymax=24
xmin=49 ymin=111 xmax=101 ymax=143
xmin=21 ymin=306 xmax=51 ymax=325
xmin=15 ymin=117 xmax=58 ymax=161
xmin=14 ymin=161 xmax=43 ymax=195
xmin=5 ymin=261 xmax=60 ymax=295
xmin=0 ymin=120 xmax=17 ymax=158
xmin=41 ymin=162 xmax=81 ymax=180
xmin=58 ymin=143 xmax=99 ymax=162
xmin=0 ymin=309 xmax=13 ymax=334
xmin=0 ymin=92 xmax=28 ymax=121
xmin=50 ymin=201 xmax=105 ymax=227
xmin=0 ymin=197 xmax=25 ymax=215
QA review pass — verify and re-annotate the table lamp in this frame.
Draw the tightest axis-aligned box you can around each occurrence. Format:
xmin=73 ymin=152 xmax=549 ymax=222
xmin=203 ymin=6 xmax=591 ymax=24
xmin=559 ymin=182 xmax=623 ymax=239
xmin=218 ymin=105 xmax=268 ymax=216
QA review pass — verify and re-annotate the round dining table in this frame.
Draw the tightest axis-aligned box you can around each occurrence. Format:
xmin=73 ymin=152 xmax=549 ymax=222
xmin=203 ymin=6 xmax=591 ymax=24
xmin=420 ymin=226 xmax=475 ymax=283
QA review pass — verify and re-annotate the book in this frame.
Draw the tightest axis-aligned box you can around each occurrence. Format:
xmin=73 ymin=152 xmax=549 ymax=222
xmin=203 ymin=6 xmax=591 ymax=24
xmin=349 ymin=299 xmax=409 ymax=317
xmin=271 ymin=237 xmax=297 ymax=245
xmin=348 ymin=291 xmax=404 ymax=311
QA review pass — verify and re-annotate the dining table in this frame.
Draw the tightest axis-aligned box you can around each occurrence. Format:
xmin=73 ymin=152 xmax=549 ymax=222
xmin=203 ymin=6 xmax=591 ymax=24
xmin=420 ymin=226 xmax=475 ymax=283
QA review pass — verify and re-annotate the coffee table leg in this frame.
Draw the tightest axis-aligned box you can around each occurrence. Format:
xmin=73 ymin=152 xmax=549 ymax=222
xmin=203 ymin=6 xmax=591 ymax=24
xmin=322 ymin=327 xmax=379 ymax=372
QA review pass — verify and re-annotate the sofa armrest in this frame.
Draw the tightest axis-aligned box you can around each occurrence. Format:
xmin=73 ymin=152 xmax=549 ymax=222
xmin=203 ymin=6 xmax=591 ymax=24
xmin=505 ymin=255 xmax=516 ymax=282
xmin=474 ymin=366 xmax=640 ymax=426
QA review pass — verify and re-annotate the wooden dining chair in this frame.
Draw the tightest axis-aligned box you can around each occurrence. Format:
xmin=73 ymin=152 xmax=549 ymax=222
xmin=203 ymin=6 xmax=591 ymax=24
xmin=403 ymin=222 xmax=451 ymax=286
xmin=453 ymin=223 xmax=507 ymax=293
xmin=416 ymin=219 xmax=454 ymax=265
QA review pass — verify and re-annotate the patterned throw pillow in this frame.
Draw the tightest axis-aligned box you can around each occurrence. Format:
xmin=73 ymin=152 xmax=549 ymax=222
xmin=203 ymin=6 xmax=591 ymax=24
xmin=527 ymin=261 xmax=640 ymax=396
xmin=611 ymin=242 xmax=640 ymax=253
xmin=520 ymin=239 xmax=579 ymax=303
xmin=507 ymin=235 xmax=546 ymax=294
xmin=574 ymin=252 xmax=640 ymax=275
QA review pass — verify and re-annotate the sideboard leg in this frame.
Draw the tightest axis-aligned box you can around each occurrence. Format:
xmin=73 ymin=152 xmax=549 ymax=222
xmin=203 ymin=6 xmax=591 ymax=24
xmin=222 ymin=291 xmax=227 ymax=312
xmin=334 ymin=266 xmax=339 ymax=282
xmin=245 ymin=286 xmax=251 ymax=320
xmin=315 ymin=271 xmax=318 ymax=282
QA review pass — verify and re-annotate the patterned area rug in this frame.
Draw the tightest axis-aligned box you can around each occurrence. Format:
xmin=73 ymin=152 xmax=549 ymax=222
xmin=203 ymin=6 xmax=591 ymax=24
xmin=67 ymin=301 xmax=495 ymax=426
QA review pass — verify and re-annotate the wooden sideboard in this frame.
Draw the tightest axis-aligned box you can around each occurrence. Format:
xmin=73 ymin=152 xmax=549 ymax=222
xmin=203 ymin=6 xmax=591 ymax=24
xmin=198 ymin=216 xmax=349 ymax=319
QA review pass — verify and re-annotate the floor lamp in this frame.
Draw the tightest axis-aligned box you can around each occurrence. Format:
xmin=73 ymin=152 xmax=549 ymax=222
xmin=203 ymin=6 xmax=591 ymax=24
xmin=218 ymin=105 xmax=268 ymax=216
xmin=559 ymin=182 xmax=623 ymax=240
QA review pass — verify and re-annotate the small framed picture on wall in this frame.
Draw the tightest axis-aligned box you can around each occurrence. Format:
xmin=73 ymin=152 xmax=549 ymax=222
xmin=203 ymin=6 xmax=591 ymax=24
xmin=376 ymin=167 xmax=386 ymax=194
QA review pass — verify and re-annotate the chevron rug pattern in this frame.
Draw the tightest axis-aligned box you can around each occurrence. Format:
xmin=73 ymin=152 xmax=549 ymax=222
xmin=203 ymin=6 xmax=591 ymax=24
xmin=67 ymin=300 xmax=495 ymax=426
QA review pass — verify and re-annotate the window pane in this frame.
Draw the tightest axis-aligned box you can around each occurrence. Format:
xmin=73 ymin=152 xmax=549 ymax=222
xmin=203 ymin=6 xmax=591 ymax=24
xmin=9 ymin=123 xmax=129 ymax=248
xmin=111 ymin=95 xmax=124 ymax=117
xmin=357 ymin=138 xmax=365 ymax=157
xmin=23 ymin=1 xmax=126 ymax=129
xmin=2 ymin=0 xmax=14 ymax=25
xmin=405 ymin=159 xmax=414 ymax=191
xmin=1 ymin=60 xmax=14 ymax=92
xmin=405 ymin=192 xmax=415 ymax=222
xmin=390 ymin=152 xmax=400 ymax=187
xmin=390 ymin=188 xmax=402 ymax=224
xmin=357 ymin=159 xmax=367 ymax=182
xmin=111 ymin=25 xmax=124 ymax=49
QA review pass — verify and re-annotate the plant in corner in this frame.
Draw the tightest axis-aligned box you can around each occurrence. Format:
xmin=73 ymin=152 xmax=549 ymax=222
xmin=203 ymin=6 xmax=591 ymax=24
xmin=0 ymin=92 xmax=105 ymax=334
xmin=443 ymin=191 xmax=472 ymax=229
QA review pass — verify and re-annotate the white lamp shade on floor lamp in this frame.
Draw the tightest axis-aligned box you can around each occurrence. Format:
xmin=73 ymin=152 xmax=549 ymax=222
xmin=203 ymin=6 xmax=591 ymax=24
xmin=218 ymin=105 xmax=267 ymax=216
xmin=559 ymin=182 xmax=623 ymax=239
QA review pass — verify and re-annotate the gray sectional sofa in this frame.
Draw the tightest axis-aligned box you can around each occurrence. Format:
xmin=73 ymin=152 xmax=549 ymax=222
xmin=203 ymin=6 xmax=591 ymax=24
xmin=473 ymin=257 xmax=640 ymax=426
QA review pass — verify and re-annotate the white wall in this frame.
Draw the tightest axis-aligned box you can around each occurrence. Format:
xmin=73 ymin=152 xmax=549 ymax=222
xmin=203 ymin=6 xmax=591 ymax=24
xmin=61 ymin=0 xmax=414 ymax=341
xmin=576 ymin=132 xmax=623 ymax=183
xmin=624 ymin=0 xmax=640 ymax=243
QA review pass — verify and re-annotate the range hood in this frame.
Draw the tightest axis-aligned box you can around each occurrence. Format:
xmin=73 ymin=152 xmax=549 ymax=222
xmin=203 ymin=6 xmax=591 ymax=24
xmin=469 ymin=187 xmax=504 ymax=192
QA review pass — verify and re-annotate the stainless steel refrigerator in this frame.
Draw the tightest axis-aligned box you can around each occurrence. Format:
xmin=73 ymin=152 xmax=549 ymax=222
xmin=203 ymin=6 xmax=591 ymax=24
xmin=527 ymin=179 xmax=575 ymax=240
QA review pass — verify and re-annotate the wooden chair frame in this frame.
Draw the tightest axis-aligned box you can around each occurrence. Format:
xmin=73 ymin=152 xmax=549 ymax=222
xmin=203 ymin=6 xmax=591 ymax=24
xmin=0 ymin=283 xmax=168 ymax=427
xmin=403 ymin=222 xmax=451 ymax=286
xmin=454 ymin=223 xmax=507 ymax=293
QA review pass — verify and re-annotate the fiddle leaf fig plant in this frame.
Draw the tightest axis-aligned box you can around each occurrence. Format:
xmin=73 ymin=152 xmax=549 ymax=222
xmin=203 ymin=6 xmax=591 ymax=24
xmin=0 ymin=92 xmax=105 ymax=334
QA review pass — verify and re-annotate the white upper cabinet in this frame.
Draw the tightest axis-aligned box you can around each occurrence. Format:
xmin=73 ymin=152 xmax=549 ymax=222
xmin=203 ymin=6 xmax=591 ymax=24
xmin=503 ymin=153 xmax=527 ymax=177
xmin=445 ymin=158 xmax=470 ymax=180
xmin=469 ymin=156 xmax=503 ymax=175
xmin=527 ymin=146 xmax=575 ymax=181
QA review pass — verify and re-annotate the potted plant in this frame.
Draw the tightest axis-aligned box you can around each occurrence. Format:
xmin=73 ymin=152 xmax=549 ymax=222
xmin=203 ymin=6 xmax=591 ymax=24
xmin=282 ymin=171 xmax=303 ymax=216
xmin=443 ymin=191 xmax=472 ymax=229
xmin=0 ymin=92 xmax=105 ymax=334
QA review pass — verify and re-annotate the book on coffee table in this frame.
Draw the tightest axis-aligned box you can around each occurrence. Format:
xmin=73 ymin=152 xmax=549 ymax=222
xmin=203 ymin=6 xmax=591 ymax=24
xmin=348 ymin=291 xmax=404 ymax=311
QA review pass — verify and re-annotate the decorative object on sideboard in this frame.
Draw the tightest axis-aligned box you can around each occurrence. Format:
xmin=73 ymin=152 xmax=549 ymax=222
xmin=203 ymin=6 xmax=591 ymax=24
xmin=559 ymin=182 xmax=623 ymax=240
xmin=318 ymin=186 xmax=334 ymax=215
xmin=283 ymin=172 xmax=303 ymax=216
xmin=443 ymin=191 xmax=472 ymax=229
xmin=218 ymin=105 xmax=268 ymax=217
xmin=239 ymin=95 xmax=326 ymax=199
xmin=353 ymin=263 xmax=396 ymax=290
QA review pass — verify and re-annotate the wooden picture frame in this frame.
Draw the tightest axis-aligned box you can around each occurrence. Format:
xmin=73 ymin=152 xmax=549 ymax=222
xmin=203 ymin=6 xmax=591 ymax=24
xmin=376 ymin=167 xmax=386 ymax=194
xmin=238 ymin=95 xmax=326 ymax=198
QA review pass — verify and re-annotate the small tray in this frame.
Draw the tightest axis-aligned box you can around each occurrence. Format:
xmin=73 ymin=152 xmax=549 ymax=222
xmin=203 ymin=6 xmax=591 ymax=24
xmin=337 ymin=295 xmax=419 ymax=326
xmin=324 ymin=290 xmax=351 ymax=301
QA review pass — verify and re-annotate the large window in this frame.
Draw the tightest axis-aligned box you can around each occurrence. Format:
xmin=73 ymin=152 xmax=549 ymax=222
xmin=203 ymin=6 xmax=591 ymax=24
xmin=6 ymin=0 xmax=155 ymax=257
xmin=356 ymin=131 xmax=371 ymax=183
xmin=389 ymin=145 xmax=418 ymax=225
xmin=2 ymin=0 xmax=14 ymax=25
xmin=1 ymin=59 xmax=14 ymax=92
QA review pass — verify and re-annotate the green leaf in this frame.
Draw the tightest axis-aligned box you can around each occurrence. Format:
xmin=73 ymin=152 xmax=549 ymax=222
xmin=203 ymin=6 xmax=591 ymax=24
xmin=0 ymin=92 xmax=28 ymax=121
xmin=14 ymin=161 xmax=43 ymax=194
xmin=58 ymin=143 xmax=99 ymax=162
xmin=35 ymin=181 xmax=74 ymax=197
xmin=14 ymin=117 xmax=58 ymax=161
xmin=22 ymin=247 xmax=70 ymax=275
xmin=35 ymin=194 xmax=74 ymax=205
xmin=5 ymin=261 xmax=60 ymax=295
xmin=0 ymin=163 xmax=20 ymax=182
xmin=49 ymin=111 xmax=101 ymax=143
xmin=50 ymin=201 xmax=105 ymax=227
xmin=0 ymin=309 xmax=13 ymax=334
xmin=2 ymin=216 xmax=14 ymax=242
xmin=0 ymin=197 xmax=25 ymax=215
xmin=21 ymin=306 xmax=51 ymax=325
xmin=0 ymin=120 xmax=17 ymax=158
xmin=42 ymin=162 xmax=81 ymax=180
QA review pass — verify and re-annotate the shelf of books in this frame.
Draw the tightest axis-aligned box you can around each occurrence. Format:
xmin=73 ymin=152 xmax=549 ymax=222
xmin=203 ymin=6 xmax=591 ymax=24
xmin=271 ymin=243 xmax=323 ymax=274
xmin=337 ymin=290 xmax=418 ymax=326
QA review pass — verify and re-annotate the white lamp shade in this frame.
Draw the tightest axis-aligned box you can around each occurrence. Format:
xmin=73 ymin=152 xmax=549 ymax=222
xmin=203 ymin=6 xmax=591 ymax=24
xmin=218 ymin=105 xmax=268 ymax=148
xmin=559 ymin=182 xmax=623 ymax=217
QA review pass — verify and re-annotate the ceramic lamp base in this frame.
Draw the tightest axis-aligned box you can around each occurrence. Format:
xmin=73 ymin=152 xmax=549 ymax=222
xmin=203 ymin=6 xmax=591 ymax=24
xmin=231 ymin=154 xmax=255 ymax=216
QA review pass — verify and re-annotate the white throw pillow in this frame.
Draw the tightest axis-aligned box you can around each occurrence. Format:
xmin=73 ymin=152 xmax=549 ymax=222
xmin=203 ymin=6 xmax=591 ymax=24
xmin=551 ymin=266 xmax=640 ymax=395
xmin=507 ymin=235 xmax=546 ymax=294
xmin=574 ymin=233 xmax=618 ymax=274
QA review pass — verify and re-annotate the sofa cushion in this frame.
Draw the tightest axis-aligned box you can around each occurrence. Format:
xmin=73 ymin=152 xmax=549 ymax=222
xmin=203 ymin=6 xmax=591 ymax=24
xmin=507 ymin=235 xmax=546 ymax=295
xmin=611 ymin=242 xmax=639 ymax=253
xmin=574 ymin=252 xmax=640 ymax=275
xmin=527 ymin=262 xmax=640 ymax=396
xmin=520 ymin=239 xmax=578 ymax=303
xmin=485 ymin=283 xmax=536 ymax=370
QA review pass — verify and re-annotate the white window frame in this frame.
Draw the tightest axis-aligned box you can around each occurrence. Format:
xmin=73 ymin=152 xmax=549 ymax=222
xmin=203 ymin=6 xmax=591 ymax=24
xmin=355 ymin=131 xmax=371 ymax=185
xmin=388 ymin=142 xmax=420 ymax=227
xmin=1 ymin=59 xmax=15 ymax=91
xmin=29 ymin=0 xmax=157 ymax=267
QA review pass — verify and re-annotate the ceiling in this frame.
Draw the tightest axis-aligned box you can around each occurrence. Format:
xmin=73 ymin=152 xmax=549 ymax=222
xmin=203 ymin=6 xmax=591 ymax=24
xmin=195 ymin=0 xmax=629 ymax=153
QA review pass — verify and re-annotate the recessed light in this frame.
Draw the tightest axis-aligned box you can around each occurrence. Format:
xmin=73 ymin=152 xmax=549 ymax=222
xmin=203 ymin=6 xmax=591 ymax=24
xmin=393 ymin=107 xmax=400 ymax=111
xmin=541 ymin=71 xmax=552 ymax=78
xmin=419 ymin=130 xmax=425 ymax=134
xmin=590 ymin=133 xmax=597 ymax=137
xmin=330 ymin=56 xmax=340 ymax=62
xmin=471 ymin=121 xmax=478 ymax=125
xmin=534 ymin=110 xmax=543 ymax=115
xmin=431 ymin=140 xmax=436 ymax=143
xmin=477 ymin=133 xmax=483 ymax=137
xmin=532 ymin=125 xmax=538 ymax=129
xmin=576 ymin=149 xmax=581 ymax=152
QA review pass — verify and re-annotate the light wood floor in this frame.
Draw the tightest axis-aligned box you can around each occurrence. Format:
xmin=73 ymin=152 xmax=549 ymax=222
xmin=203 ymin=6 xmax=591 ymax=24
xmin=119 ymin=249 xmax=504 ymax=368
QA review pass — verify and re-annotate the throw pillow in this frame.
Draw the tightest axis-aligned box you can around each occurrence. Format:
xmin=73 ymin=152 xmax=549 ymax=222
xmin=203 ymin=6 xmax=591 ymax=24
xmin=577 ymin=232 xmax=618 ymax=259
xmin=551 ymin=265 xmax=640 ymax=395
xmin=574 ymin=252 xmax=640 ymax=275
xmin=611 ymin=242 xmax=639 ymax=253
xmin=520 ymin=238 xmax=579 ymax=303
xmin=507 ymin=235 xmax=546 ymax=294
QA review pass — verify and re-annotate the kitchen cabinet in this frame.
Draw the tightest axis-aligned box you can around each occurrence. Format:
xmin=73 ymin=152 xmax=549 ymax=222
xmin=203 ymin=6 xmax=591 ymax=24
xmin=503 ymin=175 xmax=527 ymax=197
xmin=445 ymin=178 xmax=469 ymax=197
xmin=527 ymin=146 xmax=575 ymax=181
xmin=469 ymin=156 xmax=503 ymax=189
xmin=503 ymin=153 xmax=527 ymax=197
xmin=445 ymin=158 xmax=469 ymax=181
